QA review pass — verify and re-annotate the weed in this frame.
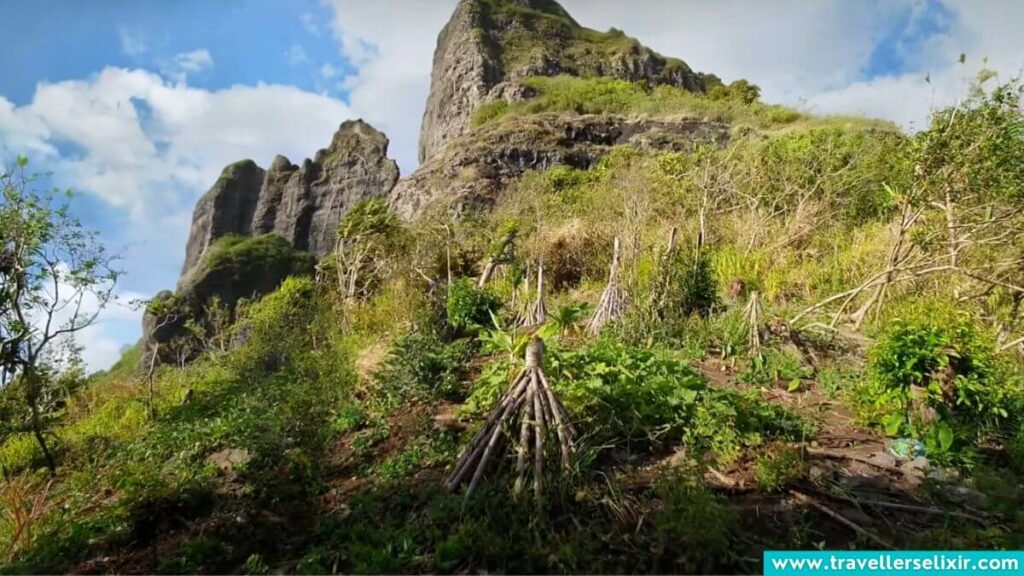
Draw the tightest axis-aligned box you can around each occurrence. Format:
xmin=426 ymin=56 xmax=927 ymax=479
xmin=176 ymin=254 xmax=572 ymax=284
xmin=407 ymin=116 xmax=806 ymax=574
xmin=754 ymin=444 xmax=807 ymax=491
xmin=652 ymin=475 xmax=737 ymax=573
xmin=371 ymin=331 xmax=475 ymax=409
xmin=157 ymin=537 xmax=229 ymax=574
xmin=739 ymin=346 xmax=811 ymax=388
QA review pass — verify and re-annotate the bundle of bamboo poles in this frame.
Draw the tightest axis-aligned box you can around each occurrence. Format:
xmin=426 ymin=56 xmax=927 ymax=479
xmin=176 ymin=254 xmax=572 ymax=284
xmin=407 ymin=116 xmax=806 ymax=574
xmin=744 ymin=290 xmax=763 ymax=354
xmin=445 ymin=337 xmax=575 ymax=501
xmin=522 ymin=261 xmax=548 ymax=327
xmin=587 ymin=237 xmax=628 ymax=334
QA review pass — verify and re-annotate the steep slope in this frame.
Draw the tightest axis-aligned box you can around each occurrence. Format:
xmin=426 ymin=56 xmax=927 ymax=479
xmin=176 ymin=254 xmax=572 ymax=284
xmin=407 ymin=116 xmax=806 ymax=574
xmin=6 ymin=3 xmax=1024 ymax=572
xmin=418 ymin=0 xmax=707 ymax=163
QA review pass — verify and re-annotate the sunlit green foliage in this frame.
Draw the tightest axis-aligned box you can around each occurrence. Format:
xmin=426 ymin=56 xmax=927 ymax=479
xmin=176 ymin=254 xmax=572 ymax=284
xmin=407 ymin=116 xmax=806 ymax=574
xmin=474 ymin=75 xmax=808 ymax=129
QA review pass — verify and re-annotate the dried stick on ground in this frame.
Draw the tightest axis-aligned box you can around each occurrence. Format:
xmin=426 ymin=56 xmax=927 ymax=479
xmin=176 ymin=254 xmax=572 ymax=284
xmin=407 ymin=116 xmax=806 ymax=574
xmin=523 ymin=261 xmax=548 ymax=327
xmin=744 ymin=291 xmax=763 ymax=354
xmin=587 ymin=237 xmax=628 ymax=334
xmin=790 ymin=490 xmax=895 ymax=550
xmin=446 ymin=338 xmax=575 ymax=501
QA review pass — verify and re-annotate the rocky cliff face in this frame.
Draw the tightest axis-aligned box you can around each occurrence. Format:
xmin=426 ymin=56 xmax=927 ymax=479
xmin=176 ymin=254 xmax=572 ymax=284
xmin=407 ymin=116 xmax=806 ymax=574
xmin=144 ymin=235 xmax=316 ymax=366
xmin=395 ymin=114 xmax=730 ymax=219
xmin=418 ymin=0 xmax=706 ymax=163
xmin=179 ymin=120 xmax=399 ymax=286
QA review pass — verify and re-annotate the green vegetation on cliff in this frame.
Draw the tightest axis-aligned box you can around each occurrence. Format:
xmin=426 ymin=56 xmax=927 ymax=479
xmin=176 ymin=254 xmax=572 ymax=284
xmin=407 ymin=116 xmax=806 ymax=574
xmin=475 ymin=0 xmax=697 ymax=83
xmin=473 ymin=75 xmax=897 ymax=133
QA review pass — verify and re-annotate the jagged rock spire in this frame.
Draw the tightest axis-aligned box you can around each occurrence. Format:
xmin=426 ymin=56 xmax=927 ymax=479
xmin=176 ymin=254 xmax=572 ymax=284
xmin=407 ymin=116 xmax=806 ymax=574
xmin=417 ymin=0 xmax=706 ymax=163
xmin=179 ymin=119 xmax=399 ymax=286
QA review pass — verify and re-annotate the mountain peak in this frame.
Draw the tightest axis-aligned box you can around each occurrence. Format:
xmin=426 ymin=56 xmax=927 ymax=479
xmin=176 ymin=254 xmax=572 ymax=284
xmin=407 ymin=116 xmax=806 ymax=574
xmin=417 ymin=0 xmax=707 ymax=163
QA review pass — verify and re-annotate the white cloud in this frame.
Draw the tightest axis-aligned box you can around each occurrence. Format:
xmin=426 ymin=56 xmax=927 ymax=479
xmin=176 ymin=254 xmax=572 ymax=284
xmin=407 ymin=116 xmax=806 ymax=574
xmin=0 ymin=67 xmax=357 ymax=370
xmin=800 ymin=1 xmax=1024 ymax=129
xmin=118 ymin=27 xmax=147 ymax=58
xmin=285 ymin=44 xmax=308 ymax=66
xmin=300 ymin=12 xmax=323 ymax=37
xmin=2 ymin=67 xmax=354 ymax=216
xmin=328 ymin=0 xmax=454 ymax=173
xmin=325 ymin=0 xmax=1024 ymax=167
xmin=320 ymin=63 xmax=339 ymax=79
xmin=173 ymin=49 xmax=214 ymax=73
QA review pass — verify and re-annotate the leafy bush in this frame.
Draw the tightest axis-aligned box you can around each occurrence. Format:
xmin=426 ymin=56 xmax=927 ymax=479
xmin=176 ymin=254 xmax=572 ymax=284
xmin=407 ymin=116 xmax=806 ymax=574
xmin=472 ymin=75 xmax=827 ymax=130
xmin=371 ymin=331 xmax=475 ymax=408
xmin=707 ymin=79 xmax=761 ymax=104
xmin=678 ymin=254 xmax=720 ymax=318
xmin=864 ymin=306 xmax=1018 ymax=450
xmin=652 ymin=478 xmax=736 ymax=573
xmin=230 ymin=277 xmax=319 ymax=374
xmin=157 ymin=537 xmax=229 ymax=574
xmin=445 ymin=279 xmax=502 ymax=332
xmin=469 ymin=340 xmax=808 ymax=463
xmin=738 ymin=347 xmax=811 ymax=389
xmin=870 ymin=312 xmax=998 ymax=411
xmin=194 ymin=234 xmax=316 ymax=303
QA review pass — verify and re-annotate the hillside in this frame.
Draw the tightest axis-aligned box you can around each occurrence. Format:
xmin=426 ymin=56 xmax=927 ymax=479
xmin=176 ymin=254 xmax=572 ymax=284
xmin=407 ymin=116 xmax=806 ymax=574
xmin=2 ymin=0 xmax=1024 ymax=574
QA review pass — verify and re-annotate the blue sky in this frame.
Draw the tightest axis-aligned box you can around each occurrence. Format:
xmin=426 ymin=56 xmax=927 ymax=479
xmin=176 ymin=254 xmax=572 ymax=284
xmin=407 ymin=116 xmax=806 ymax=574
xmin=1 ymin=0 xmax=1020 ymax=370
xmin=0 ymin=1 xmax=349 ymax=105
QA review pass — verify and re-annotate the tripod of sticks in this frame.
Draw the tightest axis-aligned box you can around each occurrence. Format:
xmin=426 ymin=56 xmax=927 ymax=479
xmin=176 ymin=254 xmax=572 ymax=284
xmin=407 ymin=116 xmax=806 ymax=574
xmin=523 ymin=260 xmax=548 ymax=327
xmin=587 ymin=237 xmax=628 ymax=334
xmin=744 ymin=290 xmax=763 ymax=354
xmin=445 ymin=337 xmax=576 ymax=501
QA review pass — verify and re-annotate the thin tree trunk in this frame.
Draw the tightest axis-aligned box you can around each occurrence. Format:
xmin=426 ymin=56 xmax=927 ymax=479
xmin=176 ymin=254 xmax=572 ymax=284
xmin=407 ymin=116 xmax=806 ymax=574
xmin=147 ymin=342 xmax=160 ymax=420
xmin=31 ymin=422 xmax=56 ymax=475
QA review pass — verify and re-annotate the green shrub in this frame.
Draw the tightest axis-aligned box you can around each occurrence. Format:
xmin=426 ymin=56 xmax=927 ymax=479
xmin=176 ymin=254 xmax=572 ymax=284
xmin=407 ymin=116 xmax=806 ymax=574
xmin=470 ymin=75 xmax=846 ymax=131
xmin=157 ymin=537 xmax=229 ymax=574
xmin=870 ymin=311 xmax=998 ymax=411
xmin=445 ymin=278 xmax=502 ymax=332
xmin=864 ymin=306 xmax=1019 ymax=451
xmin=679 ymin=253 xmax=720 ymax=318
xmin=652 ymin=477 xmax=736 ymax=572
xmin=738 ymin=347 xmax=811 ymax=388
xmin=194 ymin=234 xmax=316 ymax=304
xmin=231 ymin=276 xmax=319 ymax=374
xmin=371 ymin=331 xmax=475 ymax=408
xmin=469 ymin=339 xmax=808 ymax=463
xmin=330 ymin=401 xmax=367 ymax=435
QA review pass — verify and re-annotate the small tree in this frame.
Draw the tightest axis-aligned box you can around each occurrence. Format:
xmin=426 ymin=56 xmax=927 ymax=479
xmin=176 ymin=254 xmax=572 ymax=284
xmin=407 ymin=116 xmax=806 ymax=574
xmin=795 ymin=76 xmax=1024 ymax=330
xmin=0 ymin=158 xmax=120 ymax=473
xmin=330 ymin=198 xmax=401 ymax=302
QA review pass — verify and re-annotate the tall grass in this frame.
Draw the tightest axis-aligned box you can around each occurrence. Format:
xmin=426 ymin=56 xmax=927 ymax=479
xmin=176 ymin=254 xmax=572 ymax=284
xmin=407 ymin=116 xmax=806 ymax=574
xmin=473 ymin=76 xmax=898 ymax=132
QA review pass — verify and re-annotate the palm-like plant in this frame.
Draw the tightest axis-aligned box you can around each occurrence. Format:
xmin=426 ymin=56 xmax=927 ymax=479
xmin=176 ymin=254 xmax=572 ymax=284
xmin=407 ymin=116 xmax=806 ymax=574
xmin=548 ymin=302 xmax=592 ymax=337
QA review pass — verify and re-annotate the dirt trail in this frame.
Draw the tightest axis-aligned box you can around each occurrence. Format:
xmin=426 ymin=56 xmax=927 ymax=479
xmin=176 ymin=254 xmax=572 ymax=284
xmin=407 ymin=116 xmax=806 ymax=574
xmin=684 ymin=356 xmax=993 ymax=551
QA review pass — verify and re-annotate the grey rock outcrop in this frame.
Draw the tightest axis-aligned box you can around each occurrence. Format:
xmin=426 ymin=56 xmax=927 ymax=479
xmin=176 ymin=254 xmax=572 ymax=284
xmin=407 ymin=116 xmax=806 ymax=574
xmin=394 ymin=114 xmax=730 ymax=219
xmin=180 ymin=160 xmax=266 ymax=285
xmin=179 ymin=119 xmax=399 ymax=286
xmin=418 ymin=0 xmax=706 ymax=164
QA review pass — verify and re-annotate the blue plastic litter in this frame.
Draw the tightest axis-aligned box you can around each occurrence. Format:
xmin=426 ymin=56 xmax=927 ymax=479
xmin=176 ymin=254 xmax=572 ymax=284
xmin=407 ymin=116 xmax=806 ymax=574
xmin=888 ymin=438 xmax=926 ymax=460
